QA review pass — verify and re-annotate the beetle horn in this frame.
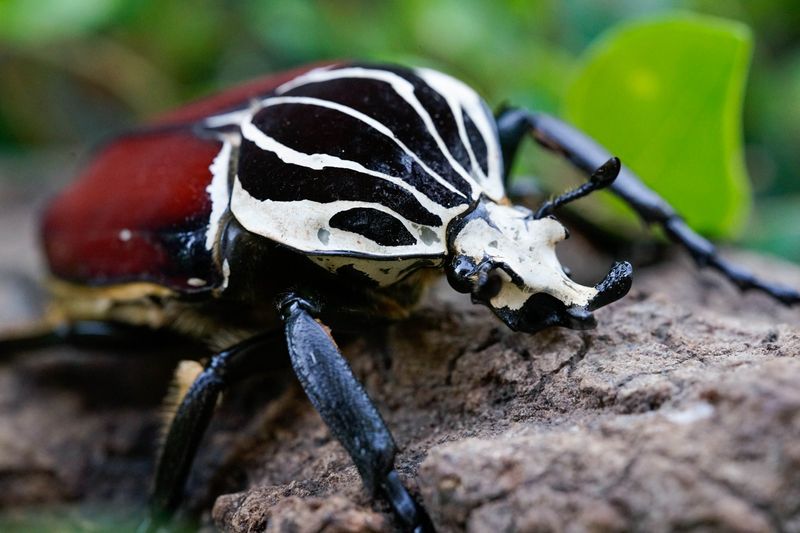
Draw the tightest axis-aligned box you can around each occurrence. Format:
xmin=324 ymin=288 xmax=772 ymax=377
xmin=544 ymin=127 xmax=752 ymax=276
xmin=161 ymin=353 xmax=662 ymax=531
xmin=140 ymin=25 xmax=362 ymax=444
xmin=588 ymin=260 xmax=633 ymax=311
xmin=513 ymin=260 xmax=632 ymax=333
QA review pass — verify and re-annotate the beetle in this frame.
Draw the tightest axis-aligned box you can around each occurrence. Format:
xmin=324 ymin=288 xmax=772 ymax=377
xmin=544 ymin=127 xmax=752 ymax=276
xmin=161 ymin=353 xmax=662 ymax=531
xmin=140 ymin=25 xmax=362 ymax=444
xmin=2 ymin=62 xmax=798 ymax=532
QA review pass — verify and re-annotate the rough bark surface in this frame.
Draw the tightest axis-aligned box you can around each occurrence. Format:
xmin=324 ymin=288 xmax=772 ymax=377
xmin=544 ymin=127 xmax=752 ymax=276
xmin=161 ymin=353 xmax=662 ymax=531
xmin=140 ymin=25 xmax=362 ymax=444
xmin=1 ymin=186 xmax=799 ymax=532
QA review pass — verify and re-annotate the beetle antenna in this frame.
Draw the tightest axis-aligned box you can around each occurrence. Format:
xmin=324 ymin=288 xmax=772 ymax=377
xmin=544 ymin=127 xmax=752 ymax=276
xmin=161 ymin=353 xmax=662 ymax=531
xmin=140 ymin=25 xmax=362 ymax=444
xmin=533 ymin=157 xmax=621 ymax=219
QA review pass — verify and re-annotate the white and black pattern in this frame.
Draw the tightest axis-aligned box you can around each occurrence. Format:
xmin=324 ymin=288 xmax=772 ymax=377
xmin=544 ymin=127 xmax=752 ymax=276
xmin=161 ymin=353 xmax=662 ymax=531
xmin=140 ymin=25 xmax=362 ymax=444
xmin=275 ymin=65 xmax=504 ymax=198
xmin=413 ymin=67 xmax=503 ymax=198
xmin=208 ymin=63 xmax=505 ymax=282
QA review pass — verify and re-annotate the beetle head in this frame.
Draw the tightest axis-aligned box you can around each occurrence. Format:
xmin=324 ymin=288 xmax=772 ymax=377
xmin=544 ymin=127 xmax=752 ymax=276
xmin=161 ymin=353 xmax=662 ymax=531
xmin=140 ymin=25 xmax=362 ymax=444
xmin=446 ymin=201 xmax=632 ymax=334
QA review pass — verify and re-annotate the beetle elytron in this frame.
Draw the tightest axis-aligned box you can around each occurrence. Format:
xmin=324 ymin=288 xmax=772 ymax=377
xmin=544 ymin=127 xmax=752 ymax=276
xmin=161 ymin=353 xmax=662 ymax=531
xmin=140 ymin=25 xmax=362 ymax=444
xmin=3 ymin=62 xmax=799 ymax=532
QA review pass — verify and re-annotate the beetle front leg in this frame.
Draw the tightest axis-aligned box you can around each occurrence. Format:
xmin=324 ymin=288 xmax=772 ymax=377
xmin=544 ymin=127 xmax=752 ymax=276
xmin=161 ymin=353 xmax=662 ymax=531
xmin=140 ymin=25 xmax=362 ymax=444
xmin=278 ymin=292 xmax=432 ymax=532
xmin=496 ymin=108 xmax=800 ymax=305
xmin=144 ymin=331 xmax=287 ymax=531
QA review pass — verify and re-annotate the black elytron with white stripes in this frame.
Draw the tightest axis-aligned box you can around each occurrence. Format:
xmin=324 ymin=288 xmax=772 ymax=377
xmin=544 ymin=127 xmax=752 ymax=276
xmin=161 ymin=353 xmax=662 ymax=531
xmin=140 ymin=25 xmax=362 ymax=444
xmin=11 ymin=62 xmax=800 ymax=532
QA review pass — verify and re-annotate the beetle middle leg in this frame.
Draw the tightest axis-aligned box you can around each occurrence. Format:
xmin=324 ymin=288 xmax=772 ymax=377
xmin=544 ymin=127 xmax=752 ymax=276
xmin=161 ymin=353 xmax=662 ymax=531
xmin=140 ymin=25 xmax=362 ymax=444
xmin=278 ymin=291 xmax=432 ymax=532
xmin=496 ymin=108 xmax=800 ymax=305
xmin=145 ymin=331 xmax=288 ymax=530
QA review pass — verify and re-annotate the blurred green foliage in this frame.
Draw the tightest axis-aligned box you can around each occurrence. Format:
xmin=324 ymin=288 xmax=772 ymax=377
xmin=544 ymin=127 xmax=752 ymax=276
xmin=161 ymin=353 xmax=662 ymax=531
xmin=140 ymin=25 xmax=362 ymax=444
xmin=0 ymin=0 xmax=798 ymax=258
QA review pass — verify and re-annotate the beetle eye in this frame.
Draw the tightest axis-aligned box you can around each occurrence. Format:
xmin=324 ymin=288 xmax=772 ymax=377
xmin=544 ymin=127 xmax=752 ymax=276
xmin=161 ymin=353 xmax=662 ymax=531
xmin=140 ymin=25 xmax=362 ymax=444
xmin=473 ymin=269 xmax=503 ymax=301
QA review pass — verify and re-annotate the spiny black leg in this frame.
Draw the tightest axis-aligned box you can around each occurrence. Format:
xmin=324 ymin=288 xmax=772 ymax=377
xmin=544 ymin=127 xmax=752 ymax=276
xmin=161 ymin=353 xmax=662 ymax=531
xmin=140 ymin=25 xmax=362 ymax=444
xmin=495 ymin=107 xmax=800 ymax=305
xmin=497 ymin=105 xmax=532 ymax=188
xmin=278 ymin=292 xmax=432 ymax=532
xmin=144 ymin=331 xmax=287 ymax=531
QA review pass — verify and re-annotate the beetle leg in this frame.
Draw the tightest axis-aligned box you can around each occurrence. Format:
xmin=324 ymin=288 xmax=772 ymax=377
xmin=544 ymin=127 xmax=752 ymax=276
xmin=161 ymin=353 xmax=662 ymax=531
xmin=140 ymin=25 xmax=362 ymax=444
xmin=0 ymin=321 xmax=202 ymax=361
xmin=495 ymin=108 xmax=800 ymax=305
xmin=278 ymin=292 xmax=433 ymax=533
xmin=144 ymin=331 xmax=287 ymax=531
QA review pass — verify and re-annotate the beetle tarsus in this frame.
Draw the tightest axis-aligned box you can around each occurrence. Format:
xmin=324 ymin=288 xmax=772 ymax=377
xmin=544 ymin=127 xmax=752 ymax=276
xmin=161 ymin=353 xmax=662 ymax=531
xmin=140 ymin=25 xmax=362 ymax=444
xmin=665 ymin=217 xmax=800 ymax=305
xmin=381 ymin=469 xmax=434 ymax=532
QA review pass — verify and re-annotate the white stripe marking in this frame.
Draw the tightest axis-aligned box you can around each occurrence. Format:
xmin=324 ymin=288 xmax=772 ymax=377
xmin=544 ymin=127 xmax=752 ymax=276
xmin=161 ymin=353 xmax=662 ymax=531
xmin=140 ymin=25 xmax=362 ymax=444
xmin=231 ymin=179 xmax=452 ymax=256
xmin=205 ymin=65 xmax=505 ymax=200
xmin=309 ymin=255 xmax=441 ymax=287
xmin=205 ymin=139 xmax=234 ymax=251
xmin=417 ymin=70 xmax=488 ymax=182
xmin=274 ymin=66 xmax=484 ymax=198
xmin=204 ymin=109 xmax=251 ymax=129
xmin=416 ymin=68 xmax=504 ymax=200
xmin=241 ymin=120 xmax=460 ymax=221
xmin=259 ymin=95 xmax=466 ymax=199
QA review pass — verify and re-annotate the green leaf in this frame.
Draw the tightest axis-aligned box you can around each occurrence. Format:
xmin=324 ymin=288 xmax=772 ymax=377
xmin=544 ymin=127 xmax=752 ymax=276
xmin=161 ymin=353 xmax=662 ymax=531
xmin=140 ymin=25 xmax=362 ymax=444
xmin=0 ymin=0 xmax=127 ymax=45
xmin=563 ymin=14 xmax=753 ymax=238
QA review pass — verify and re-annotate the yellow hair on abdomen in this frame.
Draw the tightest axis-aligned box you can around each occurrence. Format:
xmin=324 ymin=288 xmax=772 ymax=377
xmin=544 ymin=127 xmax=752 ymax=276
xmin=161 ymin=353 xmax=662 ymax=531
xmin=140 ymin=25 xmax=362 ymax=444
xmin=159 ymin=360 xmax=205 ymax=446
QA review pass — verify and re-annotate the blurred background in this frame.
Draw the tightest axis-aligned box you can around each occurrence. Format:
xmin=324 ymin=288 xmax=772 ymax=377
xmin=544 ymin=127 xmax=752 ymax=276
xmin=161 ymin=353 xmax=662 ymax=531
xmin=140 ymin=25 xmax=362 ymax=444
xmin=0 ymin=0 xmax=798 ymax=261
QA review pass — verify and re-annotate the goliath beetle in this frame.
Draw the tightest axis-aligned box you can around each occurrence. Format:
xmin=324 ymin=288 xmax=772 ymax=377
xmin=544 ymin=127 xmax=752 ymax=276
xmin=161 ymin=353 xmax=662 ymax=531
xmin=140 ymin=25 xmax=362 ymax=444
xmin=2 ymin=62 xmax=798 ymax=532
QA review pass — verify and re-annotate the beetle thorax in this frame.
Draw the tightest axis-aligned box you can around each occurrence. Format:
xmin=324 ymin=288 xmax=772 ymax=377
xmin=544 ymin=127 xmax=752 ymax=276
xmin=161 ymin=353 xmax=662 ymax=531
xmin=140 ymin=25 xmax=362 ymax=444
xmin=448 ymin=201 xmax=598 ymax=310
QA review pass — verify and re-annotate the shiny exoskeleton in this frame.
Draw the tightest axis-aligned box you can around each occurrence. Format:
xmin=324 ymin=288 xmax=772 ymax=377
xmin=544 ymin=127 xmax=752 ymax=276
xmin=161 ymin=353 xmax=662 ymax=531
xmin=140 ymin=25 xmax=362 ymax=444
xmin=3 ymin=62 xmax=798 ymax=532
